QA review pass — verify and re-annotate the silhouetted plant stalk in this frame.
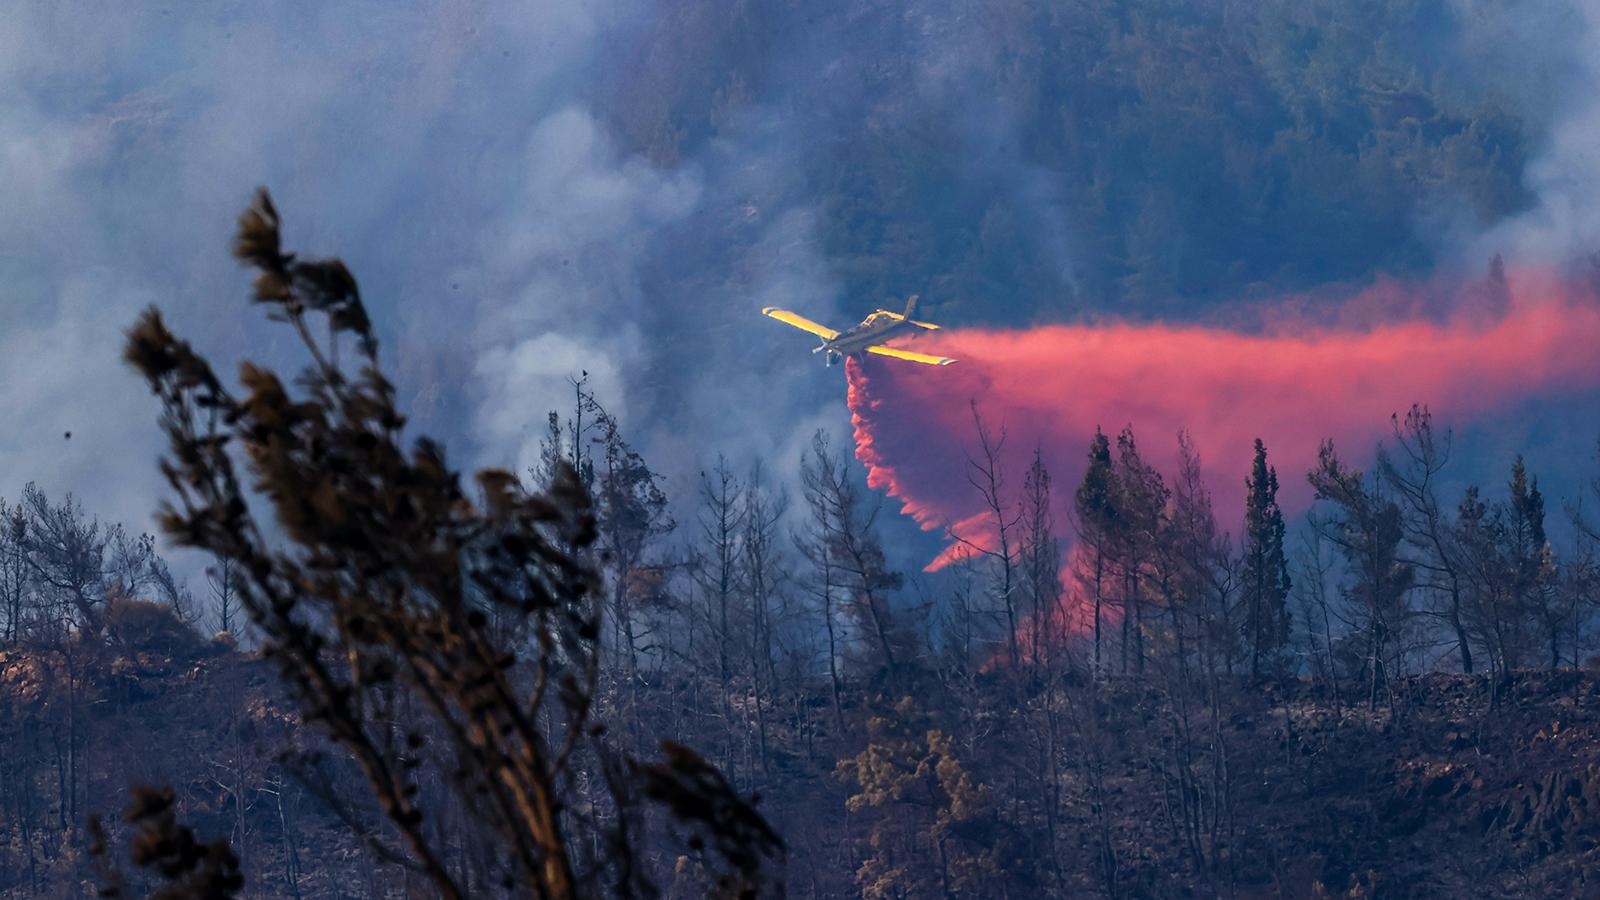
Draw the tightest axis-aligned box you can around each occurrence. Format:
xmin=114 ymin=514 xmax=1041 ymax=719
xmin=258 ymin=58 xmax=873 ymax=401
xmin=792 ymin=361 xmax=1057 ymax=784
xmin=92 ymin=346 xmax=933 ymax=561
xmin=91 ymin=786 xmax=244 ymax=900
xmin=120 ymin=189 xmax=781 ymax=898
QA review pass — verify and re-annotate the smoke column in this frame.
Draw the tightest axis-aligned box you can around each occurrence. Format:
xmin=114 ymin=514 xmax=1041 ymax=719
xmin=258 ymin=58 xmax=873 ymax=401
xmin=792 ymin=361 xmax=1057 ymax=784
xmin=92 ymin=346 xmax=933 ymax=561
xmin=847 ymin=268 xmax=1600 ymax=573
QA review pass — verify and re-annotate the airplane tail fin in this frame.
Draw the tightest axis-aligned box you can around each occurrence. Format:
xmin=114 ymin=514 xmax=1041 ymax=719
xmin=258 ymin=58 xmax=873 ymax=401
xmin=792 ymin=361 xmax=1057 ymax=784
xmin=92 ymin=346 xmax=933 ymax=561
xmin=901 ymin=293 xmax=941 ymax=330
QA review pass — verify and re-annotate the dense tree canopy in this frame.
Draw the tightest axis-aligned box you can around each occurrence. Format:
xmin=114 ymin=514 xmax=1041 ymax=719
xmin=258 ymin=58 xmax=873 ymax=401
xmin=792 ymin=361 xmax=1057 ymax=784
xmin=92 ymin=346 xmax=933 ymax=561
xmin=611 ymin=0 xmax=1534 ymax=323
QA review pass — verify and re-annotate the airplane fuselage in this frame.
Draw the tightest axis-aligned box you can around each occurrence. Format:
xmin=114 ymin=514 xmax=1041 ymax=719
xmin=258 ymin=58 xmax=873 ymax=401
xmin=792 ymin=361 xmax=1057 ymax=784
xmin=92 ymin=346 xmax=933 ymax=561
xmin=815 ymin=312 xmax=916 ymax=363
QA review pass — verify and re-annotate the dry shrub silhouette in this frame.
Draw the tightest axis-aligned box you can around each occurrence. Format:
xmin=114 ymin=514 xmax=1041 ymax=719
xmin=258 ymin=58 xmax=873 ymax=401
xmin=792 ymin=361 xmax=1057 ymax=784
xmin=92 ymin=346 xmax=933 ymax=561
xmin=112 ymin=189 xmax=781 ymax=898
xmin=91 ymin=786 xmax=244 ymax=900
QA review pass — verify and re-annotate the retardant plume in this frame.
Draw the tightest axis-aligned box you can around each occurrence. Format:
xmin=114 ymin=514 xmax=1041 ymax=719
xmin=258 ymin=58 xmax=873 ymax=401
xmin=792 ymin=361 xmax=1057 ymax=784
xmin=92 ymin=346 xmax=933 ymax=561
xmin=846 ymin=268 xmax=1600 ymax=573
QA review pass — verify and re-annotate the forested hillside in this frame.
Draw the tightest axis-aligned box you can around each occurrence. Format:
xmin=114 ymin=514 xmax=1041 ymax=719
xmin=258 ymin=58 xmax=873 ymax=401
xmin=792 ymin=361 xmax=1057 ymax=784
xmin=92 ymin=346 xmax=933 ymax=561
xmin=606 ymin=0 xmax=1536 ymax=325
xmin=5 ymin=216 xmax=1600 ymax=893
xmin=4 ymin=0 xmax=1600 ymax=897
xmin=6 ymin=562 xmax=1600 ymax=896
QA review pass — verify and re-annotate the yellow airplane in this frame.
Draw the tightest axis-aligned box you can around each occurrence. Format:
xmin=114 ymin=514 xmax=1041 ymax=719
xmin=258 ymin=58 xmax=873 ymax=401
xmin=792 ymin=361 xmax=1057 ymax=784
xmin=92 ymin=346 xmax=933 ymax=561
xmin=763 ymin=295 xmax=956 ymax=367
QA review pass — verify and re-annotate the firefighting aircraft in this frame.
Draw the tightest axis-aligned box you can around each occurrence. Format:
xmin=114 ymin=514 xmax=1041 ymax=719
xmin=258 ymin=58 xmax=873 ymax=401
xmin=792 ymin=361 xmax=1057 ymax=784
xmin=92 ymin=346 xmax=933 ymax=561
xmin=762 ymin=295 xmax=956 ymax=367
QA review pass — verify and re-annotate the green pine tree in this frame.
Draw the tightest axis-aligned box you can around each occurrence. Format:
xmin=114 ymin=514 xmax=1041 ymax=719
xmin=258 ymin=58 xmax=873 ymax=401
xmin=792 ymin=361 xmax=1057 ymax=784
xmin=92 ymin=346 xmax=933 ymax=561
xmin=1243 ymin=439 xmax=1292 ymax=680
xmin=1075 ymin=429 xmax=1120 ymax=675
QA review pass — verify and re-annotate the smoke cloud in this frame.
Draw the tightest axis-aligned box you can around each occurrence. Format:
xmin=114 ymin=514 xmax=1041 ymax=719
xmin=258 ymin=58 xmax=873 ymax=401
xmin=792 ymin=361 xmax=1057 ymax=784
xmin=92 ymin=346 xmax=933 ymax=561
xmin=1457 ymin=0 xmax=1600 ymax=265
xmin=0 ymin=1 xmax=635 ymax=536
xmin=467 ymin=105 xmax=703 ymax=475
xmin=7 ymin=0 xmax=1600 ymax=593
xmin=847 ymin=268 xmax=1600 ymax=571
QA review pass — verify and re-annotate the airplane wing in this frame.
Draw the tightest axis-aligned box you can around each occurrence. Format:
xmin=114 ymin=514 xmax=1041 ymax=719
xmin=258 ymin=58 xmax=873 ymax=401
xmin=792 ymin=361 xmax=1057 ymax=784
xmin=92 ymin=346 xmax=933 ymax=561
xmin=866 ymin=345 xmax=956 ymax=366
xmin=907 ymin=319 xmax=941 ymax=330
xmin=763 ymin=307 xmax=839 ymax=340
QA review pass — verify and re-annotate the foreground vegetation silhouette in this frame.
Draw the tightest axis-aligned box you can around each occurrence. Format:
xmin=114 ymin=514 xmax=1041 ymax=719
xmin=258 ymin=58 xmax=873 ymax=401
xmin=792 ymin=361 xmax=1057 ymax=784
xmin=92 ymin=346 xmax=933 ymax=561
xmin=106 ymin=190 xmax=781 ymax=898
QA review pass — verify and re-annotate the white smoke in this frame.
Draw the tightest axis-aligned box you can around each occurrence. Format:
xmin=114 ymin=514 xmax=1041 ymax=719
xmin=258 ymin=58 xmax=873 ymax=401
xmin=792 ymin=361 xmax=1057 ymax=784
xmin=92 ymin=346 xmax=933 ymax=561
xmin=1458 ymin=0 xmax=1600 ymax=264
xmin=469 ymin=107 xmax=702 ymax=475
xmin=0 ymin=1 xmax=640 ymax=543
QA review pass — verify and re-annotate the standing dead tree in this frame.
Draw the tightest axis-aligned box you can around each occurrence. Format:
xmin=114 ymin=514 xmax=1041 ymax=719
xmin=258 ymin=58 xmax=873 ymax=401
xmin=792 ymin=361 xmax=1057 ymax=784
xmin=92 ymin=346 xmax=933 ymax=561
xmin=798 ymin=431 xmax=903 ymax=681
xmin=1308 ymin=441 xmax=1414 ymax=710
xmin=1378 ymin=405 xmax=1474 ymax=673
xmin=120 ymin=189 xmax=779 ymax=898
xmin=960 ymin=405 xmax=1022 ymax=670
